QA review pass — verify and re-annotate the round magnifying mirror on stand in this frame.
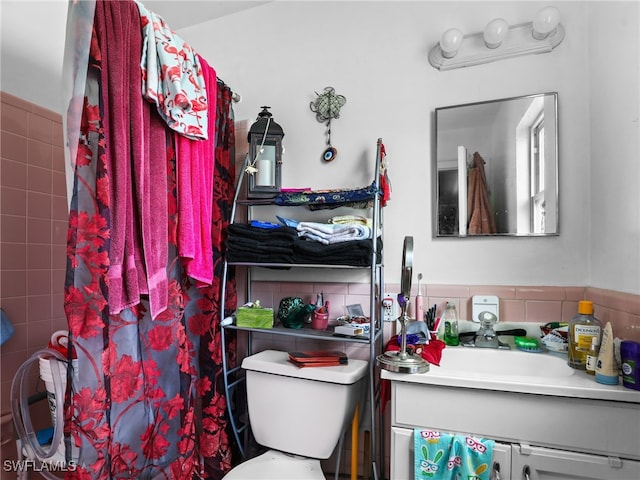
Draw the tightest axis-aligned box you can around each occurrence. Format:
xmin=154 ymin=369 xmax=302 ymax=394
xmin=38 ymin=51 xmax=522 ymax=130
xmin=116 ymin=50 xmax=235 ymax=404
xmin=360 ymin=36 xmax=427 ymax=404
xmin=376 ymin=237 xmax=430 ymax=374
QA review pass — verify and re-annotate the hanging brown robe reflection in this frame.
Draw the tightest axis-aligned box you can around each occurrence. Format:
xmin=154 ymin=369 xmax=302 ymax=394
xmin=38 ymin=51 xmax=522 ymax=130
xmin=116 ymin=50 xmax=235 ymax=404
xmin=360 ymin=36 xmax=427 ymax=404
xmin=467 ymin=152 xmax=497 ymax=234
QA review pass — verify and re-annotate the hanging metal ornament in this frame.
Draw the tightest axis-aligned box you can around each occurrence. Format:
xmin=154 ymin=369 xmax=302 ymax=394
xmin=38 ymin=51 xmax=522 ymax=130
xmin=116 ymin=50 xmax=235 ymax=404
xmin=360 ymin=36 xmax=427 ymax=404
xmin=309 ymin=87 xmax=346 ymax=162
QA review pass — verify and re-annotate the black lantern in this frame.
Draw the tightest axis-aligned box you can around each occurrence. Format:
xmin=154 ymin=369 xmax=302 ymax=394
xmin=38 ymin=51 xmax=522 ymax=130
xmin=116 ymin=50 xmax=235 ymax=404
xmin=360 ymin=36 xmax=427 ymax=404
xmin=247 ymin=106 xmax=285 ymax=198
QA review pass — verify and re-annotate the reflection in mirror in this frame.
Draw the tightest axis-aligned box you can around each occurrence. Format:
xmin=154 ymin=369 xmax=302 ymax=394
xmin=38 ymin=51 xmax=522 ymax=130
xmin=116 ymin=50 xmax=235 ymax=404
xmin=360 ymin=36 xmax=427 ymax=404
xmin=435 ymin=93 xmax=558 ymax=237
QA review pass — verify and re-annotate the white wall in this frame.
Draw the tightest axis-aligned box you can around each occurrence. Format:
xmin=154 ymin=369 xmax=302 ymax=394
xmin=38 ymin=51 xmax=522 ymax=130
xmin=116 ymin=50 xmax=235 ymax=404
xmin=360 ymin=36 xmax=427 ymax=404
xmin=587 ymin=1 xmax=640 ymax=294
xmin=181 ymin=0 xmax=634 ymax=291
xmin=1 ymin=1 xmax=638 ymax=294
xmin=0 ymin=1 xmax=68 ymax=113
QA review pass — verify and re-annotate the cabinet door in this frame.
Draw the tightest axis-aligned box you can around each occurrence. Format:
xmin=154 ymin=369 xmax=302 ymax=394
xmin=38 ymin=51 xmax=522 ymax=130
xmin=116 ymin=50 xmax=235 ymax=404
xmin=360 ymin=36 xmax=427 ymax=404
xmin=390 ymin=426 xmax=412 ymax=480
xmin=390 ymin=427 xmax=512 ymax=480
xmin=490 ymin=442 xmax=512 ymax=480
xmin=512 ymin=444 xmax=640 ymax=480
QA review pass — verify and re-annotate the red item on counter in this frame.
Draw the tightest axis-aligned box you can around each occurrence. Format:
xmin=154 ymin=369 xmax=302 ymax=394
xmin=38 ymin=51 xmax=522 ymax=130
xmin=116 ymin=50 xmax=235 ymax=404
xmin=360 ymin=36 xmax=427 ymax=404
xmin=380 ymin=337 xmax=446 ymax=412
xmin=384 ymin=335 xmax=445 ymax=366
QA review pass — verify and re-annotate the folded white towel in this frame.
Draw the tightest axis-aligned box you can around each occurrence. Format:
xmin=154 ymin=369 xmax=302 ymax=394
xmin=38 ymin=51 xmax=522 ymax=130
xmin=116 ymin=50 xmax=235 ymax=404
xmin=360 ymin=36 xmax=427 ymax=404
xmin=297 ymin=222 xmax=354 ymax=235
xmin=296 ymin=222 xmax=371 ymax=244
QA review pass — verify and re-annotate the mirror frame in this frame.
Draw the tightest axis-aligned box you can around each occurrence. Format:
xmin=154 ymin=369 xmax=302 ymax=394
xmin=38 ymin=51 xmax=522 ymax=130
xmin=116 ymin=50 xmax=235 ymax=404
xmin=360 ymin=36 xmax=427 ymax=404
xmin=434 ymin=92 xmax=559 ymax=238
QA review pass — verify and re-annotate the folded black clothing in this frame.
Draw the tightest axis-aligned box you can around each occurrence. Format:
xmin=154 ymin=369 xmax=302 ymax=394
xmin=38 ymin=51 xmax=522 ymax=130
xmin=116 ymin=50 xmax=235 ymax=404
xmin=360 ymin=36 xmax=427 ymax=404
xmin=293 ymin=237 xmax=381 ymax=256
xmin=294 ymin=246 xmax=370 ymax=261
xmin=226 ymin=236 xmax=293 ymax=253
xmin=226 ymin=250 xmax=295 ymax=264
xmin=225 ymin=223 xmax=297 ymax=263
xmin=292 ymin=238 xmax=382 ymax=266
xmin=294 ymin=255 xmax=371 ymax=267
xmin=224 ymin=222 xmax=382 ymax=267
xmin=226 ymin=223 xmax=298 ymax=242
xmin=225 ymin=239 xmax=294 ymax=263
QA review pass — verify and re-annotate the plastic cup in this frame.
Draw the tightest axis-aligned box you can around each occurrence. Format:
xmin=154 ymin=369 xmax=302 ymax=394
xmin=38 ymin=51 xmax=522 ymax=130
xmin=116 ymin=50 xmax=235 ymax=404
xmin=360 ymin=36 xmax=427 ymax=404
xmin=310 ymin=311 xmax=329 ymax=330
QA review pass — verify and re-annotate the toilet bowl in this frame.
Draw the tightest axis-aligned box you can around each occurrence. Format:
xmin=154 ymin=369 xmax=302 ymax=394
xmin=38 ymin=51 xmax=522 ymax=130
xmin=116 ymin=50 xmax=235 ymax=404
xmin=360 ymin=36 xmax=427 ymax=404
xmin=223 ymin=350 xmax=368 ymax=479
xmin=224 ymin=450 xmax=325 ymax=479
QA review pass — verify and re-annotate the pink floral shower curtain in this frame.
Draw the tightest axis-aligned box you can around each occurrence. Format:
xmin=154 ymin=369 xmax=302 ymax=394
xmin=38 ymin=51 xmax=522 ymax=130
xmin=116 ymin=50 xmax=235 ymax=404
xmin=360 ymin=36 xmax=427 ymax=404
xmin=63 ymin=1 xmax=237 ymax=478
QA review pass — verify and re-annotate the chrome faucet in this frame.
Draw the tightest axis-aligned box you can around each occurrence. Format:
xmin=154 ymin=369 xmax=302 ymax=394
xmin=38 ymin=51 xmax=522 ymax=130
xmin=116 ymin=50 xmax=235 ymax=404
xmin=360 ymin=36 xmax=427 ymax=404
xmin=460 ymin=311 xmax=516 ymax=350
xmin=474 ymin=312 xmax=504 ymax=348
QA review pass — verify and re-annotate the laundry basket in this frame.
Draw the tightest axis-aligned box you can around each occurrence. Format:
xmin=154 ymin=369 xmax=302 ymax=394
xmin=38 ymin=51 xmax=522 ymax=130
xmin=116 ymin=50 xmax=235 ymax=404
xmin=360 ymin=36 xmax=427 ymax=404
xmin=11 ymin=347 xmax=79 ymax=479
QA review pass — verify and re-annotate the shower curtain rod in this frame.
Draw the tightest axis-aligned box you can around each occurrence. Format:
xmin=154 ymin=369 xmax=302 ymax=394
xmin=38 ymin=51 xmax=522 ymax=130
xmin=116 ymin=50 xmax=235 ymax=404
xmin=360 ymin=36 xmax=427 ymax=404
xmin=217 ymin=78 xmax=241 ymax=103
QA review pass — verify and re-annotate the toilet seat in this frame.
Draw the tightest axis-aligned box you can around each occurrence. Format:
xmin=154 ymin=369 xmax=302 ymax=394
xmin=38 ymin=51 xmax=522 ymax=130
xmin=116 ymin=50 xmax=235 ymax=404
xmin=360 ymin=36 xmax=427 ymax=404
xmin=223 ymin=450 xmax=325 ymax=479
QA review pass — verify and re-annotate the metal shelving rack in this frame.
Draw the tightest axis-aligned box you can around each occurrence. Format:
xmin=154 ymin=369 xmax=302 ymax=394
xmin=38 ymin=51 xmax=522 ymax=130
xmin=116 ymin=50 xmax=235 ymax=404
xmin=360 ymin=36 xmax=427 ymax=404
xmin=219 ymin=138 xmax=386 ymax=479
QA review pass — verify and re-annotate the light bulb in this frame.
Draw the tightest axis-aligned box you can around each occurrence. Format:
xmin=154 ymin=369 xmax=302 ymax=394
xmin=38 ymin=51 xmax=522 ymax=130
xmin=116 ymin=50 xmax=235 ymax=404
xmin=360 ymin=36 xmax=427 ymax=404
xmin=439 ymin=28 xmax=464 ymax=58
xmin=532 ymin=6 xmax=560 ymax=40
xmin=483 ymin=18 xmax=509 ymax=49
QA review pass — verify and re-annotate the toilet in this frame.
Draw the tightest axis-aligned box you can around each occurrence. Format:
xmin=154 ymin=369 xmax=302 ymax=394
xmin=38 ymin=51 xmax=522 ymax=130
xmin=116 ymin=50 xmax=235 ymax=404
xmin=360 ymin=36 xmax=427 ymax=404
xmin=224 ymin=349 xmax=369 ymax=479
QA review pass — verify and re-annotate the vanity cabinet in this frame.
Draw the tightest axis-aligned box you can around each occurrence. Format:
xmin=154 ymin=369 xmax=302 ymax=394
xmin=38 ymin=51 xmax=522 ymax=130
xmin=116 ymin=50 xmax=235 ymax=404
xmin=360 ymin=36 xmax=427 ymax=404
xmin=385 ymin=380 xmax=640 ymax=480
xmin=392 ymin=425 xmax=640 ymax=480
xmin=391 ymin=427 xmax=512 ymax=479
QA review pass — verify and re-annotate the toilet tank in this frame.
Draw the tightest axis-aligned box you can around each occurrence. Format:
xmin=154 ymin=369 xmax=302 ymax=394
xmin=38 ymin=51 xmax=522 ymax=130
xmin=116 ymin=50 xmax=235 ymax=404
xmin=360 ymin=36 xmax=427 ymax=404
xmin=241 ymin=350 xmax=368 ymax=459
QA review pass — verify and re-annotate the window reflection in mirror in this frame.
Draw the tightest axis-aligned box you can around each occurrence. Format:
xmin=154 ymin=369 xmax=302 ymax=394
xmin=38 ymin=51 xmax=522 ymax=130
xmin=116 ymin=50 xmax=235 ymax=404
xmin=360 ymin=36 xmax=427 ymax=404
xmin=435 ymin=93 xmax=559 ymax=237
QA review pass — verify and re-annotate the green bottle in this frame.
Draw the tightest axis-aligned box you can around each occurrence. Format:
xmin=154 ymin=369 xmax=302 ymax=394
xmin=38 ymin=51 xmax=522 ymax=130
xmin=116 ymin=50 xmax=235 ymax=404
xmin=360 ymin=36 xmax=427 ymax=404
xmin=442 ymin=302 xmax=460 ymax=346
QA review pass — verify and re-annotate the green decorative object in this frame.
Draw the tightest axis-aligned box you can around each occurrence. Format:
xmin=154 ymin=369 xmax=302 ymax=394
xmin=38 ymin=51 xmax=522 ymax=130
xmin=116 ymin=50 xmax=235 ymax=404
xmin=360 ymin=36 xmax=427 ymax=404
xmin=237 ymin=305 xmax=274 ymax=329
xmin=277 ymin=297 xmax=315 ymax=329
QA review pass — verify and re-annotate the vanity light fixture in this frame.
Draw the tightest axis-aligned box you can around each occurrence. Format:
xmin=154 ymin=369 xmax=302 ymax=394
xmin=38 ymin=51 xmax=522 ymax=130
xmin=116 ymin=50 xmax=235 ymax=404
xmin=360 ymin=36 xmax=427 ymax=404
xmin=439 ymin=28 xmax=464 ymax=58
xmin=429 ymin=6 xmax=564 ymax=71
xmin=483 ymin=18 xmax=509 ymax=49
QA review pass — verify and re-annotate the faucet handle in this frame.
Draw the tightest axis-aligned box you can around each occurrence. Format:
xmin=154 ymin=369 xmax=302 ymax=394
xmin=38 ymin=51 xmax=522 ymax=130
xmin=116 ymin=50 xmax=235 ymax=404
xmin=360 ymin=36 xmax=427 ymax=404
xmin=495 ymin=328 xmax=527 ymax=337
xmin=478 ymin=311 xmax=498 ymax=327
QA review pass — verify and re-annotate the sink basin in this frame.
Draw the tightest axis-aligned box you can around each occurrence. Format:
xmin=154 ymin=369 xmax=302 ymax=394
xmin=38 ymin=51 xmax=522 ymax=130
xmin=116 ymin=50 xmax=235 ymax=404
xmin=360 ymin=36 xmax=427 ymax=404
xmin=382 ymin=341 xmax=638 ymax=404
xmin=435 ymin=347 xmax=575 ymax=379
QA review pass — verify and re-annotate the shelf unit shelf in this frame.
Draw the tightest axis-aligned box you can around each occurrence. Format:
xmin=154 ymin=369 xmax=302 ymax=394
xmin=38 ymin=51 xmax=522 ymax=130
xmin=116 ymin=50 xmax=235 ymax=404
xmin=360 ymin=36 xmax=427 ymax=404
xmin=219 ymin=138 xmax=386 ymax=479
xmin=227 ymin=262 xmax=374 ymax=269
xmin=224 ymin=323 xmax=384 ymax=344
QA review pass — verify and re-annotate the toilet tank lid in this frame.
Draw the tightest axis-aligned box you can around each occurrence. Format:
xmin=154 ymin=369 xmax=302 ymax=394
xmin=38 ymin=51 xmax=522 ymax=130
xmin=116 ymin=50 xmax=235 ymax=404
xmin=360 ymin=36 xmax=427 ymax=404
xmin=242 ymin=350 xmax=369 ymax=384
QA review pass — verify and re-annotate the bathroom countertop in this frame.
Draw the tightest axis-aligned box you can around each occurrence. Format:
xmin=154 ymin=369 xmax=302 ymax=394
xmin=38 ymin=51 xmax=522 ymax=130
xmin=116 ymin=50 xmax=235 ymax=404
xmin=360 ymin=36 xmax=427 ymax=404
xmin=380 ymin=347 xmax=640 ymax=404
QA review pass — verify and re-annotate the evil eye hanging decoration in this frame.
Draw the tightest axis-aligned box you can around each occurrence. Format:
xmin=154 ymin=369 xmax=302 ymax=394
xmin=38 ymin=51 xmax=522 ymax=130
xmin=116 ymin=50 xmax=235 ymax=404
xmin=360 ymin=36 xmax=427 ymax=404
xmin=309 ymin=87 xmax=346 ymax=162
xmin=323 ymin=146 xmax=338 ymax=162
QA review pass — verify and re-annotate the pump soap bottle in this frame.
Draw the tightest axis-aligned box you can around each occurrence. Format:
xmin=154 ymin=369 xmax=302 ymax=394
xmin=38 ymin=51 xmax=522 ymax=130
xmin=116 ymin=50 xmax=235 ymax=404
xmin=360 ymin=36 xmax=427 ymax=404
xmin=568 ymin=300 xmax=602 ymax=370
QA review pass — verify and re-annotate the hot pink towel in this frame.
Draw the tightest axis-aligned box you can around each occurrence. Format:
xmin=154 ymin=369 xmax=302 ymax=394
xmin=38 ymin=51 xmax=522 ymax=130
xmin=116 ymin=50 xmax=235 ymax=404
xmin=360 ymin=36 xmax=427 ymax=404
xmin=174 ymin=54 xmax=217 ymax=285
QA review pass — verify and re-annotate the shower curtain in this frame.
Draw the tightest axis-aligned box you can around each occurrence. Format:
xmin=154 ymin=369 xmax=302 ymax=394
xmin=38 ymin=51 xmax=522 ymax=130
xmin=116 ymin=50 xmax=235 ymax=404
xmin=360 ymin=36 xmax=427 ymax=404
xmin=63 ymin=1 xmax=237 ymax=478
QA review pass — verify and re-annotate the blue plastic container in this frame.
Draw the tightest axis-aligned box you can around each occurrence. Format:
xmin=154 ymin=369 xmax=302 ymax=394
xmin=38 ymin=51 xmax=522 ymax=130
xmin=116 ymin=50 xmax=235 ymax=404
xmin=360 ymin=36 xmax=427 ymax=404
xmin=620 ymin=340 xmax=640 ymax=391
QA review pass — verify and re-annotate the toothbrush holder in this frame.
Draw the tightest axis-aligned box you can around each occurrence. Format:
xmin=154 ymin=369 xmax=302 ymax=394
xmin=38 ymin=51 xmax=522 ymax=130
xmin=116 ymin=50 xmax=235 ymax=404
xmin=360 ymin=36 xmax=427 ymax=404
xmin=310 ymin=311 xmax=329 ymax=330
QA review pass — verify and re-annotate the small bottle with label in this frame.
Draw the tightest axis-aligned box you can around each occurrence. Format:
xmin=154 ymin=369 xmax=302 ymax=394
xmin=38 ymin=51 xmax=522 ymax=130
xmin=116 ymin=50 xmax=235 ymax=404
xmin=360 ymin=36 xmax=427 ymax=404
xmin=568 ymin=300 xmax=602 ymax=370
xmin=621 ymin=340 xmax=640 ymax=390
xmin=442 ymin=302 xmax=460 ymax=346
xmin=585 ymin=336 xmax=599 ymax=375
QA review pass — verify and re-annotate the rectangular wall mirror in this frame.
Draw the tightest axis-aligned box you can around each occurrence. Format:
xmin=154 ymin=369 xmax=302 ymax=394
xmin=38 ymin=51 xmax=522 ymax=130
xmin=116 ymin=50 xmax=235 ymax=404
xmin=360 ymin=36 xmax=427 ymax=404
xmin=435 ymin=92 xmax=559 ymax=237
